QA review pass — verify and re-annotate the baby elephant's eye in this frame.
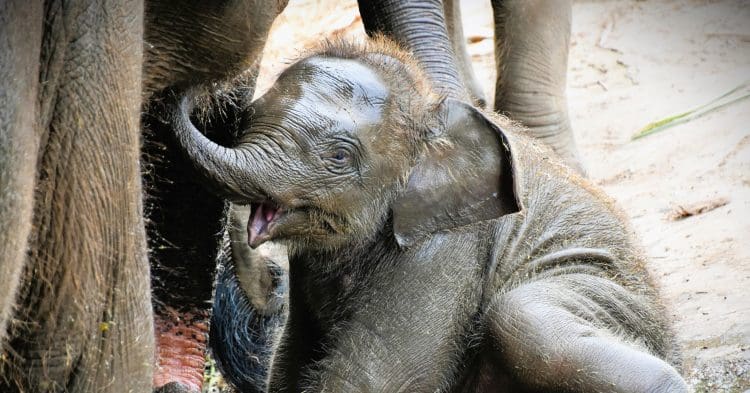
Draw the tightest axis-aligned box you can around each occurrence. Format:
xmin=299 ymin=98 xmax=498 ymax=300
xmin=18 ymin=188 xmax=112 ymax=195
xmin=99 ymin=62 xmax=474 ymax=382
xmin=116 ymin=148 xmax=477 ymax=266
xmin=323 ymin=144 xmax=357 ymax=174
xmin=333 ymin=148 xmax=349 ymax=162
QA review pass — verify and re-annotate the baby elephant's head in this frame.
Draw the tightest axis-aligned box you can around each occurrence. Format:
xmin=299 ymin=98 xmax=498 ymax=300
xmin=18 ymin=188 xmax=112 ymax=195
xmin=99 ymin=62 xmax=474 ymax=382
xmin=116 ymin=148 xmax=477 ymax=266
xmin=172 ymin=39 xmax=521 ymax=252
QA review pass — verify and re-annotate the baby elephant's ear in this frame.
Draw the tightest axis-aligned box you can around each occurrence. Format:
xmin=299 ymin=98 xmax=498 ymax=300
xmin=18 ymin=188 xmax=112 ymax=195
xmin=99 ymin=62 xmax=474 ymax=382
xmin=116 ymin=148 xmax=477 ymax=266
xmin=393 ymin=99 xmax=522 ymax=248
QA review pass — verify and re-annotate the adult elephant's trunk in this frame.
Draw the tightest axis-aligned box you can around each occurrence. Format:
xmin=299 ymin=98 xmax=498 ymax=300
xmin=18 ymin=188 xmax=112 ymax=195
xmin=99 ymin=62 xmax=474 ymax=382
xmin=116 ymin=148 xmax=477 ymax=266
xmin=358 ymin=0 xmax=469 ymax=101
xmin=169 ymin=91 xmax=266 ymax=203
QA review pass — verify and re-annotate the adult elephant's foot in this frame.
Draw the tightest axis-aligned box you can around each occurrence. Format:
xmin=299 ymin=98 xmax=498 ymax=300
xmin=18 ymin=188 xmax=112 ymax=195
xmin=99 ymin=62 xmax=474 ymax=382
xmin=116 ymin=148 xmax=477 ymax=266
xmin=502 ymin=103 xmax=586 ymax=175
xmin=492 ymin=0 xmax=586 ymax=175
xmin=153 ymin=307 xmax=210 ymax=393
xmin=534 ymin=123 xmax=583 ymax=175
xmin=155 ymin=382 xmax=198 ymax=393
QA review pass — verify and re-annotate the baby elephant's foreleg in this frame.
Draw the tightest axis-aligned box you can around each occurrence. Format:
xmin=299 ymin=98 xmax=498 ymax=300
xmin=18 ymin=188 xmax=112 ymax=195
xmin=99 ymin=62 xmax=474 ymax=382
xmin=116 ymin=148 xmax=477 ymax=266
xmin=487 ymin=279 xmax=687 ymax=392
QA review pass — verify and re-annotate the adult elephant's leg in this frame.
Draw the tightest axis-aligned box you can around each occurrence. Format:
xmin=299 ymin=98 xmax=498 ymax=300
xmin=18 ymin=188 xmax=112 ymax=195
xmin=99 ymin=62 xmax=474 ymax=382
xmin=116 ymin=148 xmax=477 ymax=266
xmin=358 ymin=0 xmax=469 ymax=100
xmin=1 ymin=0 xmax=153 ymax=391
xmin=0 ymin=0 xmax=43 ymax=344
xmin=487 ymin=279 xmax=687 ymax=392
xmin=491 ymin=0 xmax=584 ymax=174
xmin=444 ymin=0 xmax=487 ymax=107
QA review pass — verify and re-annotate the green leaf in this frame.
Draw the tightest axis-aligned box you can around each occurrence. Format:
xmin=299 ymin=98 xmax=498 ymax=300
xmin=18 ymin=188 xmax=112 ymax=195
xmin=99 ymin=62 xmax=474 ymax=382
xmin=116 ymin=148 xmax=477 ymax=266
xmin=632 ymin=81 xmax=750 ymax=140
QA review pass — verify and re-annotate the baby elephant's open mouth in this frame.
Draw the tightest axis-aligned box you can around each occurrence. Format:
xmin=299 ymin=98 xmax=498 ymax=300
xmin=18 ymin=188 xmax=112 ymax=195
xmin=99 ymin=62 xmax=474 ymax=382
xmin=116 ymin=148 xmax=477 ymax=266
xmin=248 ymin=202 xmax=283 ymax=248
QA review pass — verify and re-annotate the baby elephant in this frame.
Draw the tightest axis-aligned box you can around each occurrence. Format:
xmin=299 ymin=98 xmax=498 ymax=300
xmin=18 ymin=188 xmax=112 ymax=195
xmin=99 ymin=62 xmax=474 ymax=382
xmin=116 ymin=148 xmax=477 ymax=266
xmin=171 ymin=38 xmax=688 ymax=392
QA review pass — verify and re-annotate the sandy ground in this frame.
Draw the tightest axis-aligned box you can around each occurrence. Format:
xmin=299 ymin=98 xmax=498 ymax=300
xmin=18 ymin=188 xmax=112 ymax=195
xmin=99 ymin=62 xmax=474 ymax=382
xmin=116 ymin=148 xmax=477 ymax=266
xmin=209 ymin=0 xmax=749 ymax=391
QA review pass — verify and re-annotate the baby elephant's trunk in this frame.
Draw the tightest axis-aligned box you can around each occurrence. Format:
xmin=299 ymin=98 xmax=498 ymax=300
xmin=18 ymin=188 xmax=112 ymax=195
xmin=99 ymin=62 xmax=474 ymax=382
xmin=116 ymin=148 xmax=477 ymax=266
xmin=168 ymin=91 xmax=267 ymax=203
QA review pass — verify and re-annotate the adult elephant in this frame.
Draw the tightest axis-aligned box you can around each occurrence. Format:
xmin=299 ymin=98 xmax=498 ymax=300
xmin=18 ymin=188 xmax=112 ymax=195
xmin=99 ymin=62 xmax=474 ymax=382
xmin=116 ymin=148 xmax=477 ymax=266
xmin=0 ymin=1 xmax=479 ymax=392
xmin=0 ymin=0 xmax=285 ymax=392
xmin=0 ymin=1 xmax=153 ymax=392
xmin=0 ymin=0 xmax=284 ymax=391
xmin=208 ymin=1 xmax=584 ymax=391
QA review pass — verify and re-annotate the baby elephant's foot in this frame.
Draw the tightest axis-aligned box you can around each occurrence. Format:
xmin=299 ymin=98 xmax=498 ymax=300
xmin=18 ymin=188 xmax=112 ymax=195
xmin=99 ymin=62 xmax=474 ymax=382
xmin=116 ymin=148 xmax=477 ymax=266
xmin=487 ymin=281 xmax=687 ymax=392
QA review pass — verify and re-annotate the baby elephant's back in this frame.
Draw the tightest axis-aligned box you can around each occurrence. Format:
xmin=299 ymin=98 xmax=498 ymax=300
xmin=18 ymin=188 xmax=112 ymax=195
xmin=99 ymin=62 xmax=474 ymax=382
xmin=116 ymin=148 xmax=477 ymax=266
xmin=485 ymin=133 xmax=678 ymax=362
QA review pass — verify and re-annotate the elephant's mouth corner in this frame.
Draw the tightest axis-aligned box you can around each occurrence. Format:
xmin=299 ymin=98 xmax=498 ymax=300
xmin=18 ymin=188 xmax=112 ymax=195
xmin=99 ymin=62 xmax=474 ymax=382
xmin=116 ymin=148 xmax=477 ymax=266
xmin=248 ymin=201 xmax=284 ymax=248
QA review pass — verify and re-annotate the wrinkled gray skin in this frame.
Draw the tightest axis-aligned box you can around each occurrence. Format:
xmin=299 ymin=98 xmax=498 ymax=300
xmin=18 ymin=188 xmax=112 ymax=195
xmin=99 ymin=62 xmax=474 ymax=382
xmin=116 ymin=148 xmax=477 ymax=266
xmin=444 ymin=0 xmax=488 ymax=108
xmin=141 ymin=2 xmax=285 ymax=392
xmin=0 ymin=1 xmax=152 ymax=391
xmin=492 ymin=0 xmax=583 ymax=173
xmin=0 ymin=0 xmax=286 ymax=391
xmin=171 ymin=41 xmax=688 ymax=392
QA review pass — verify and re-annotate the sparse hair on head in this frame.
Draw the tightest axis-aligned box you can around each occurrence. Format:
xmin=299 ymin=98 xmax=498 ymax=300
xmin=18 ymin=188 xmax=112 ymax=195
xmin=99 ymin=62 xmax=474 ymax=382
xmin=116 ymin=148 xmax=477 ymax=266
xmin=295 ymin=35 xmax=446 ymax=151
xmin=300 ymin=34 xmax=439 ymax=103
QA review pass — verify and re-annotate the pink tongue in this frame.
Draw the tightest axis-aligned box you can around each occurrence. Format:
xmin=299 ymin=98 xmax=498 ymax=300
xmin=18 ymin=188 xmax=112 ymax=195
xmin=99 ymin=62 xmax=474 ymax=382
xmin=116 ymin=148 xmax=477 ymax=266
xmin=248 ymin=203 xmax=277 ymax=245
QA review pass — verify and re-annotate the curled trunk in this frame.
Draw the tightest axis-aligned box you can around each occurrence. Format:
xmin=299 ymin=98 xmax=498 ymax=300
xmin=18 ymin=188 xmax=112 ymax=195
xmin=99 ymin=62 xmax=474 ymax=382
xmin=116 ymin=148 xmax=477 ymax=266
xmin=168 ymin=91 xmax=266 ymax=203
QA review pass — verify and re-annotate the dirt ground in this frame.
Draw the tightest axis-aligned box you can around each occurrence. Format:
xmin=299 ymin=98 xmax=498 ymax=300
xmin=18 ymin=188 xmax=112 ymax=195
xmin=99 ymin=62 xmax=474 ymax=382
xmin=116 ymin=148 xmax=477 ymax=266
xmin=211 ymin=0 xmax=749 ymax=391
